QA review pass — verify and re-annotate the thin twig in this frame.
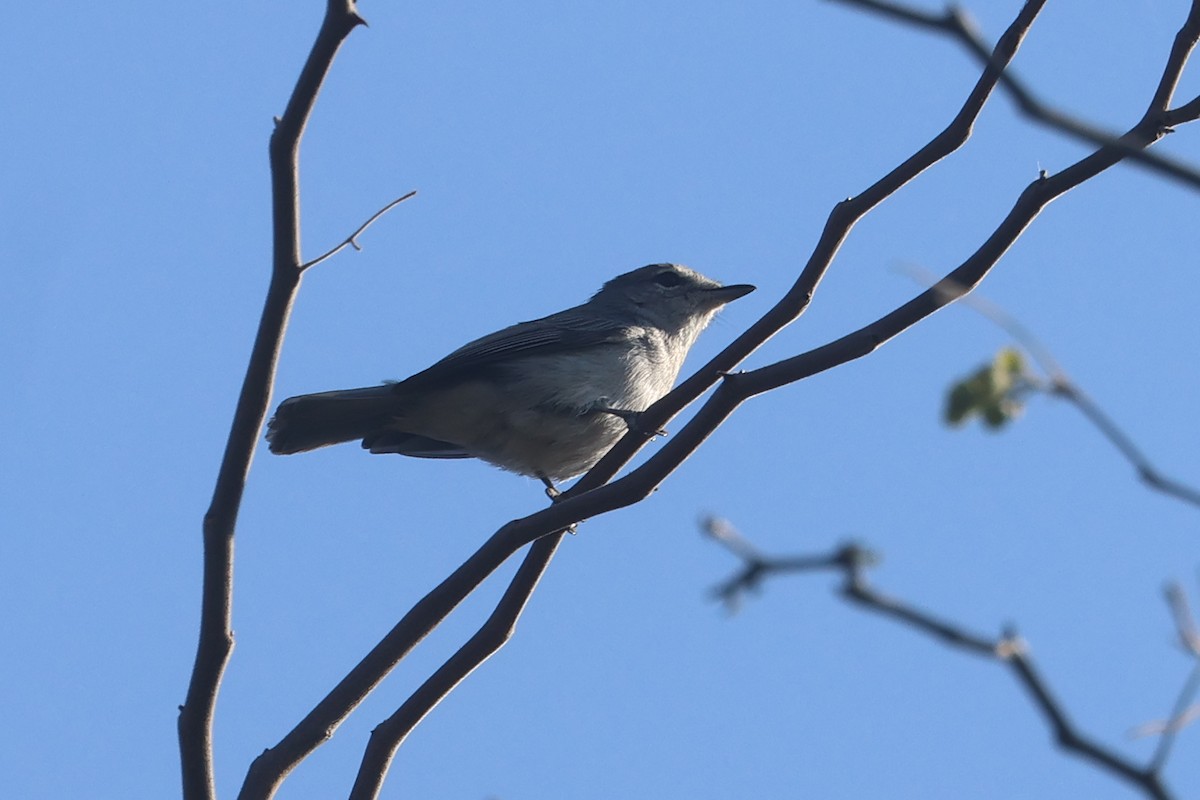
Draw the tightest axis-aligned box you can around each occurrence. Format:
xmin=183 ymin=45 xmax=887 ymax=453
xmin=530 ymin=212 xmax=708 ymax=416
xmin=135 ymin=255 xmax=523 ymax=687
xmin=703 ymin=514 xmax=873 ymax=610
xmin=1053 ymin=384 xmax=1200 ymax=510
xmin=725 ymin=0 xmax=1200 ymax=402
xmin=299 ymin=190 xmax=417 ymax=272
xmin=706 ymin=519 xmax=1176 ymax=800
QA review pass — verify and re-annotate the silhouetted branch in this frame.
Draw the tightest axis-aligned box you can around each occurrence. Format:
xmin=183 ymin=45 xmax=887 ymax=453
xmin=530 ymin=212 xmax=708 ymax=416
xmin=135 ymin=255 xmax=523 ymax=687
xmin=706 ymin=518 xmax=1178 ymax=800
xmin=299 ymin=190 xmax=417 ymax=272
xmin=899 ymin=264 xmax=1067 ymax=379
xmin=841 ymin=574 xmax=998 ymax=657
xmin=702 ymin=516 xmax=875 ymax=612
xmin=178 ymin=2 xmax=367 ymax=799
xmin=833 ymin=0 xmax=1200 ymax=191
xmin=347 ymin=534 xmax=565 ymax=800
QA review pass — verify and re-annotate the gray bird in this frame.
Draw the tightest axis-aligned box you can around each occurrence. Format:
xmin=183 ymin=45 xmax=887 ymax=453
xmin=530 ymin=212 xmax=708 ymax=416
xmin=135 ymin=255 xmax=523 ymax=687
xmin=266 ymin=263 xmax=754 ymax=491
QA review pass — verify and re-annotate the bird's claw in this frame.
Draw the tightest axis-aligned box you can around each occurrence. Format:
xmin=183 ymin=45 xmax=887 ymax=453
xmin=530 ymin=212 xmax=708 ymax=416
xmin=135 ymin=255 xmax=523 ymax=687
xmin=593 ymin=405 xmax=667 ymax=438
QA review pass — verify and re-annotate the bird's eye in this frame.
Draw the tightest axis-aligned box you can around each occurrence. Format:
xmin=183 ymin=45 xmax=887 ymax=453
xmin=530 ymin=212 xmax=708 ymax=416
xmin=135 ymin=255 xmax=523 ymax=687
xmin=653 ymin=271 xmax=683 ymax=288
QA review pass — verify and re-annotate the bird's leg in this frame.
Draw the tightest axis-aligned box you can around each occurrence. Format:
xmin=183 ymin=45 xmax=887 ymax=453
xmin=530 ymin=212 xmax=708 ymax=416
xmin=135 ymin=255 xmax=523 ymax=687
xmin=591 ymin=404 xmax=668 ymax=438
xmin=536 ymin=473 xmax=581 ymax=533
xmin=538 ymin=472 xmax=562 ymax=501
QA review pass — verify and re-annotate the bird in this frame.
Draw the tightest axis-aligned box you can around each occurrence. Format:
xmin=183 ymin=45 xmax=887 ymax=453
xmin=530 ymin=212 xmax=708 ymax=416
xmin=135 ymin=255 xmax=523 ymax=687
xmin=266 ymin=263 xmax=754 ymax=492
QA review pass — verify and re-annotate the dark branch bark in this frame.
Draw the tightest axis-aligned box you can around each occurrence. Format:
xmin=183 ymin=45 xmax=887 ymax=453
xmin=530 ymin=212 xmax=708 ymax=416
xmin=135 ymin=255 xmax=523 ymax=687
xmin=178 ymin=3 xmax=365 ymax=799
xmin=347 ymin=534 xmax=565 ymax=800
xmin=1005 ymin=649 xmax=1171 ymax=799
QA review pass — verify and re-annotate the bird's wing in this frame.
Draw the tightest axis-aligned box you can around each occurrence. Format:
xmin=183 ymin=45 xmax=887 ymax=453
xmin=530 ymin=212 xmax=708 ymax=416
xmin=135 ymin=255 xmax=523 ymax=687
xmin=397 ymin=306 xmax=635 ymax=389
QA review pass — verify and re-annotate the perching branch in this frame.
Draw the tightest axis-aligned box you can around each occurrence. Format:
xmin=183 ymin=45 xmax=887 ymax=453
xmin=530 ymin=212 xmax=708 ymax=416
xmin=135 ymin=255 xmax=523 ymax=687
xmin=705 ymin=518 xmax=1178 ymax=800
xmin=178 ymin=2 xmax=366 ymax=800
xmin=832 ymin=0 xmax=1200 ymax=192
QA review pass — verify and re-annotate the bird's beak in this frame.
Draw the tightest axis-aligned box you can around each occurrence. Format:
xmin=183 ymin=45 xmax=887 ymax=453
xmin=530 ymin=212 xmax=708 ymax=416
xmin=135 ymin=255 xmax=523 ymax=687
xmin=704 ymin=283 xmax=756 ymax=305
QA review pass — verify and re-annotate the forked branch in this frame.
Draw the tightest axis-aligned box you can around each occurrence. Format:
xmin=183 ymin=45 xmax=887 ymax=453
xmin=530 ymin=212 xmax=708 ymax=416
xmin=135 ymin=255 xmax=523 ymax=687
xmin=707 ymin=518 xmax=1178 ymax=800
xmin=300 ymin=190 xmax=417 ymax=272
xmin=347 ymin=534 xmax=566 ymax=800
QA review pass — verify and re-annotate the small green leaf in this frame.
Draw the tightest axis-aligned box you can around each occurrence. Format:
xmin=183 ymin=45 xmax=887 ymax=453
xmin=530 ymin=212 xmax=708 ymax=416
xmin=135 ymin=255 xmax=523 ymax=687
xmin=945 ymin=380 xmax=980 ymax=426
xmin=943 ymin=348 xmax=1030 ymax=430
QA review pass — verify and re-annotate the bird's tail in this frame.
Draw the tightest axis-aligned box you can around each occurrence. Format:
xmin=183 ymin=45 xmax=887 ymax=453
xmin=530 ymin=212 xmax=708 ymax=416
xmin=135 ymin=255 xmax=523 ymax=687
xmin=266 ymin=385 xmax=398 ymax=455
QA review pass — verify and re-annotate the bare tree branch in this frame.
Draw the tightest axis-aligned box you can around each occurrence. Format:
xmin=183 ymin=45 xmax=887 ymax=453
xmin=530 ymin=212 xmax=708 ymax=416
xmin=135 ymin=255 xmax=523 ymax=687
xmin=702 ymin=516 xmax=874 ymax=612
xmin=842 ymin=573 xmax=998 ymax=657
xmin=1004 ymin=645 xmax=1171 ymax=800
xmin=707 ymin=519 xmax=1177 ymax=800
xmin=299 ymin=191 xmax=418 ymax=272
xmin=347 ymin=534 xmax=565 ymax=800
xmin=178 ymin=2 xmax=366 ymax=799
xmin=832 ymin=0 xmax=1200 ymax=191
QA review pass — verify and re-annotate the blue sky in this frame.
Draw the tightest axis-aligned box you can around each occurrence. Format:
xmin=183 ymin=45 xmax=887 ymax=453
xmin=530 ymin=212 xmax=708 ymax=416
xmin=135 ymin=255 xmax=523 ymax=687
xmin=3 ymin=1 xmax=1199 ymax=798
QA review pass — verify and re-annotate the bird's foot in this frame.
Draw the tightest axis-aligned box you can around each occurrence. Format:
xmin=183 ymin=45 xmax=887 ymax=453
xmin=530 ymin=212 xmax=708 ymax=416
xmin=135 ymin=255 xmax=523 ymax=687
xmin=592 ymin=405 xmax=667 ymax=438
